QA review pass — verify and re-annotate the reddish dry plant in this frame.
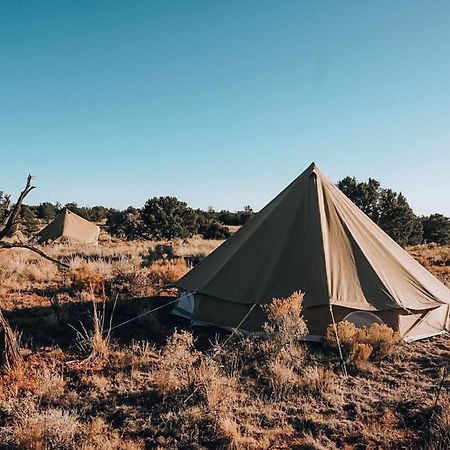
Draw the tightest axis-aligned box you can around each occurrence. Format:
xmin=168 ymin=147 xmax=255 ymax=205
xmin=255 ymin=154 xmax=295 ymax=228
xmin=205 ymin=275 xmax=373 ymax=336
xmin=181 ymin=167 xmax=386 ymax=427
xmin=69 ymin=265 xmax=106 ymax=297
xmin=147 ymin=258 xmax=189 ymax=287
xmin=349 ymin=343 xmax=374 ymax=370
xmin=264 ymin=291 xmax=304 ymax=319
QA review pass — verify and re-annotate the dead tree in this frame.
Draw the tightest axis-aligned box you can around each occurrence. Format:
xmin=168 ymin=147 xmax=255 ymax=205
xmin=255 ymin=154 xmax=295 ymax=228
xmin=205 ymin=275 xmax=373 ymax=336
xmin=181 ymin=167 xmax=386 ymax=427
xmin=0 ymin=175 xmax=69 ymax=268
xmin=0 ymin=309 xmax=23 ymax=372
xmin=0 ymin=175 xmax=35 ymax=240
xmin=0 ymin=175 xmax=69 ymax=371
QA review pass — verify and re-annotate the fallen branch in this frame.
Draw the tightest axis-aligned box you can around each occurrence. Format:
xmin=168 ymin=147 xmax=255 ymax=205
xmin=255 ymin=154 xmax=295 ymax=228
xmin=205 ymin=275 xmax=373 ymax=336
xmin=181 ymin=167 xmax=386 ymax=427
xmin=0 ymin=241 xmax=70 ymax=269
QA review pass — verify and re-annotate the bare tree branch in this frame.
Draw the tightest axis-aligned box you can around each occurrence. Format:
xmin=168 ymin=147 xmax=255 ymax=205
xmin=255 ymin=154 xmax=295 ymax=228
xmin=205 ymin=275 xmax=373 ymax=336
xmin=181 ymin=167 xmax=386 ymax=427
xmin=0 ymin=241 xmax=70 ymax=269
xmin=0 ymin=195 xmax=11 ymax=229
xmin=0 ymin=175 xmax=69 ymax=269
xmin=0 ymin=175 xmax=35 ymax=240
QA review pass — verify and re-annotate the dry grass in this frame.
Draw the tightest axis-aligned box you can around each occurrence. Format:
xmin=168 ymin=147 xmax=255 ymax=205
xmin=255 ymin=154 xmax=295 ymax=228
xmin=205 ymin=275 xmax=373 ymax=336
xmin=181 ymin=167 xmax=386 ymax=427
xmin=147 ymin=258 xmax=189 ymax=287
xmin=0 ymin=239 xmax=449 ymax=448
xmin=0 ymin=396 xmax=81 ymax=449
xmin=349 ymin=343 xmax=374 ymax=370
xmin=263 ymin=291 xmax=308 ymax=349
xmin=0 ymin=396 xmax=143 ymax=449
xmin=267 ymin=358 xmax=298 ymax=398
xmin=69 ymin=265 xmax=106 ymax=297
xmin=33 ymin=366 xmax=66 ymax=401
xmin=299 ymin=365 xmax=338 ymax=396
xmin=408 ymin=243 xmax=450 ymax=287
xmin=150 ymin=331 xmax=199 ymax=394
xmin=326 ymin=321 xmax=401 ymax=360
xmin=426 ymin=392 xmax=450 ymax=449
xmin=216 ymin=415 xmax=269 ymax=450
xmin=0 ymin=237 xmax=215 ymax=309
xmin=72 ymin=301 xmax=114 ymax=367
xmin=82 ymin=417 xmax=144 ymax=450
xmin=359 ymin=323 xmax=401 ymax=356
xmin=0 ymin=322 xmax=448 ymax=448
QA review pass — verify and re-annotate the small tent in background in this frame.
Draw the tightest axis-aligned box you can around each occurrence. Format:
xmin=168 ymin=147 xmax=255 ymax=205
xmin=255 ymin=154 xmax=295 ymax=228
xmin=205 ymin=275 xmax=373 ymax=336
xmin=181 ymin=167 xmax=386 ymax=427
xmin=35 ymin=209 xmax=100 ymax=245
xmin=175 ymin=162 xmax=450 ymax=341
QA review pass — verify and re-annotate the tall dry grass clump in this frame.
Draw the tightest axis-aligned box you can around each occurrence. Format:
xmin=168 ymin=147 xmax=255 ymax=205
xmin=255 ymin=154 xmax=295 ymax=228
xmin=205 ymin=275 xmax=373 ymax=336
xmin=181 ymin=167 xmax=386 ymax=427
xmin=298 ymin=365 xmax=338 ymax=396
xmin=0 ymin=365 xmax=67 ymax=406
xmin=33 ymin=366 xmax=66 ymax=402
xmin=359 ymin=323 xmax=401 ymax=356
xmin=260 ymin=292 xmax=337 ymax=401
xmin=149 ymin=330 xmax=252 ymax=448
xmin=348 ymin=342 xmax=374 ymax=369
xmin=212 ymin=292 xmax=308 ymax=380
xmin=215 ymin=415 xmax=264 ymax=450
xmin=111 ymin=270 xmax=157 ymax=298
xmin=0 ymin=396 xmax=143 ymax=450
xmin=150 ymin=331 xmax=199 ymax=394
xmin=150 ymin=330 xmax=238 ymax=405
xmin=0 ymin=396 xmax=81 ymax=449
xmin=263 ymin=291 xmax=308 ymax=349
xmin=326 ymin=321 xmax=401 ymax=367
xmin=266 ymin=357 xmax=298 ymax=399
xmin=259 ymin=292 xmax=309 ymax=385
xmin=73 ymin=301 xmax=114 ymax=367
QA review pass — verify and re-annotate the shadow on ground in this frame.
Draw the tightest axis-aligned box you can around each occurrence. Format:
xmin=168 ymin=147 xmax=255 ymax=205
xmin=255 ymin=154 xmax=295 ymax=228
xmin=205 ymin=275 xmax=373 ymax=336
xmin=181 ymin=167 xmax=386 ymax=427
xmin=3 ymin=295 xmax=186 ymax=350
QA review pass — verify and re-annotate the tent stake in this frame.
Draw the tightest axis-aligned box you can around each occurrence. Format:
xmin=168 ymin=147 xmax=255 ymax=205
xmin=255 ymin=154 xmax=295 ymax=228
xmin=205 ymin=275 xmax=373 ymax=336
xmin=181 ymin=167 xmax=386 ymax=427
xmin=329 ymin=304 xmax=348 ymax=378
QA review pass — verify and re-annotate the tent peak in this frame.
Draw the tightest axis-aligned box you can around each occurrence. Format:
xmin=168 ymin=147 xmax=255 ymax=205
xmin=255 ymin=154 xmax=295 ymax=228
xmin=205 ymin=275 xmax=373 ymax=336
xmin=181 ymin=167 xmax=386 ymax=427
xmin=308 ymin=161 xmax=320 ymax=177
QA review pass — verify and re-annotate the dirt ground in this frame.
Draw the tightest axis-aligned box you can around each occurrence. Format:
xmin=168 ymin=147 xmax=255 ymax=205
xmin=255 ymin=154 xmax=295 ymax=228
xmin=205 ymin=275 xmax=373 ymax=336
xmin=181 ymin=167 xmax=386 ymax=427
xmin=0 ymin=241 xmax=449 ymax=449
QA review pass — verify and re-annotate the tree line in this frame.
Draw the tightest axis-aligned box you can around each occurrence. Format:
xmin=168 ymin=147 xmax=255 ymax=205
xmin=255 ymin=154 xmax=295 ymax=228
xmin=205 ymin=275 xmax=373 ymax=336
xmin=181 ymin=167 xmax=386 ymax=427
xmin=0 ymin=193 xmax=254 ymax=241
xmin=1 ymin=177 xmax=449 ymax=246
xmin=105 ymin=199 xmax=254 ymax=241
xmin=337 ymin=177 xmax=450 ymax=246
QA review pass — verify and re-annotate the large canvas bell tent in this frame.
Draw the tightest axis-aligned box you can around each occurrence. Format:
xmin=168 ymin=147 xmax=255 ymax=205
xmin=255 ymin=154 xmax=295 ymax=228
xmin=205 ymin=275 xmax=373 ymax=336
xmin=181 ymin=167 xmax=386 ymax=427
xmin=36 ymin=209 xmax=100 ymax=245
xmin=175 ymin=163 xmax=450 ymax=341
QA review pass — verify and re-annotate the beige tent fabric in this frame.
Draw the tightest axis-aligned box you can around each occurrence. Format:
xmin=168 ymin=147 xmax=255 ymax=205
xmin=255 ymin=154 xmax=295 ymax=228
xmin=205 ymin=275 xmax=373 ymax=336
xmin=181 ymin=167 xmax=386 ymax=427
xmin=181 ymin=294 xmax=449 ymax=341
xmin=176 ymin=163 xmax=450 ymax=339
xmin=36 ymin=209 xmax=100 ymax=244
xmin=177 ymin=163 xmax=450 ymax=312
xmin=319 ymin=168 xmax=450 ymax=310
xmin=178 ymin=163 xmax=330 ymax=307
xmin=400 ymin=305 xmax=450 ymax=341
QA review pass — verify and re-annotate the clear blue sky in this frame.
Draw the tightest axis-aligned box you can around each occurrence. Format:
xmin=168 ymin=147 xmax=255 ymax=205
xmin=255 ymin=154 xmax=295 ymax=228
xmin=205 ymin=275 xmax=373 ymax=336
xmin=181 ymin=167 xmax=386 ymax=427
xmin=1 ymin=1 xmax=449 ymax=215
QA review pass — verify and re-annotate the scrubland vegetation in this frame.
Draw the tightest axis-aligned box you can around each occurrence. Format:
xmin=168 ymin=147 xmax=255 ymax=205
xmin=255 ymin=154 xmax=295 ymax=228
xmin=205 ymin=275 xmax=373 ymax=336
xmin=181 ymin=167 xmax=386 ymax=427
xmin=0 ymin=236 xmax=450 ymax=449
xmin=4 ymin=174 xmax=450 ymax=246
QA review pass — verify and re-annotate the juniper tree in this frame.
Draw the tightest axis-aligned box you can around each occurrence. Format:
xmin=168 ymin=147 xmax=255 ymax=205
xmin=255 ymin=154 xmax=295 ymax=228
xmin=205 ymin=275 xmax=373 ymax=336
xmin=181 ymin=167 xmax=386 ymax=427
xmin=422 ymin=214 xmax=450 ymax=245
xmin=337 ymin=177 xmax=423 ymax=247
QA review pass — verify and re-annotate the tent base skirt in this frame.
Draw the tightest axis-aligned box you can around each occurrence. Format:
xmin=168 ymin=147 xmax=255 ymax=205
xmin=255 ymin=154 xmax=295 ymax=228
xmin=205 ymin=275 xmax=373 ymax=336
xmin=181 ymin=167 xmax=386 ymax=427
xmin=174 ymin=292 xmax=449 ymax=342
